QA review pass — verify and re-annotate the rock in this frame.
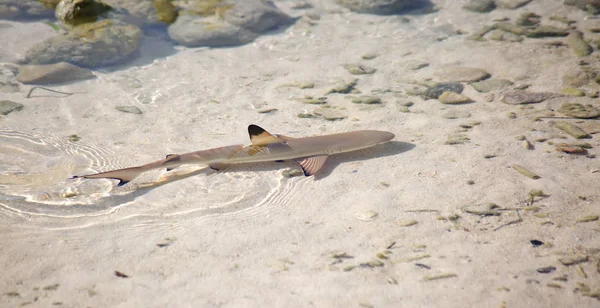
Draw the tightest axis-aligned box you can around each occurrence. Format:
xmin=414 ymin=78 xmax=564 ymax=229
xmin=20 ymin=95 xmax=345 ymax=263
xmin=17 ymin=62 xmax=95 ymax=84
xmin=424 ymin=82 xmax=464 ymax=99
xmin=361 ymin=52 xmax=378 ymax=60
xmin=561 ymin=88 xmax=585 ymax=97
xmin=553 ymin=121 xmax=591 ymax=139
xmin=462 ymin=203 xmax=501 ymax=216
xmin=565 ymin=0 xmax=600 ymax=13
xmin=24 ymin=19 xmax=142 ymax=68
xmin=438 ymin=91 xmax=473 ymax=104
xmin=562 ymin=69 xmax=594 ymax=87
xmin=115 ymin=106 xmax=142 ymax=114
xmin=325 ymin=79 xmax=358 ymax=94
xmin=313 ymin=107 xmax=346 ymax=121
xmin=0 ymin=100 xmax=24 ymax=115
xmin=0 ymin=63 xmax=20 ymax=93
xmin=152 ymin=0 xmax=178 ymax=24
xmin=495 ymin=0 xmax=533 ymax=9
xmin=355 ymin=210 xmax=378 ymax=221
xmin=500 ymin=90 xmax=558 ymax=105
xmin=558 ymin=255 xmax=589 ymax=266
xmin=487 ymin=29 xmax=523 ymax=42
xmin=336 ymin=0 xmax=416 ymax=15
xmin=343 ymin=64 xmax=377 ymax=75
xmin=515 ymin=12 xmax=541 ymax=26
xmin=168 ymin=0 xmax=293 ymax=47
xmin=168 ymin=15 xmax=258 ymax=47
xmin=404 ymin=60 xmax=429 ymax=70
xmin=537 ymin=266 xmax=556 ymax=274
xmin=223 ymin=0 xmax=294 ymax=33
xmin=471 ymin=79 xmax=513 ymax=92
xmin=351 ymin=95 xmax=382 ymax=104
xmin=0 ymin=0 xmax=55 ymax=19
xmin=567 ymin=31 xmax=593 ymax=57
xmin=434 ymin=66 xmax=491 ymax=83
xmin=462 ymin=0 xmax=496 ymax=13
xmin=526 ymin=25 xmax=569 ymax=38
xmin=442 ymin=110 xmax=471 ymax=119
xmin=55 ymin=0 xmax=112 ymax=28
xmin=493 ymin=22 xmax=527 ymax=36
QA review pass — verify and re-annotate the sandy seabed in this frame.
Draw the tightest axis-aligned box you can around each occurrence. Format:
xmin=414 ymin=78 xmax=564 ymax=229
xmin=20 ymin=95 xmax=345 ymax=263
xmin=1 ymin=0 xmax=600 ymax=307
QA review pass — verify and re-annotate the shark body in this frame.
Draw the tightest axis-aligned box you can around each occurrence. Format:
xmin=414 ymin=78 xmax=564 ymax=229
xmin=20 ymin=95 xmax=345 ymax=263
xmin=72 ymin=125 xmax=394 ymax=186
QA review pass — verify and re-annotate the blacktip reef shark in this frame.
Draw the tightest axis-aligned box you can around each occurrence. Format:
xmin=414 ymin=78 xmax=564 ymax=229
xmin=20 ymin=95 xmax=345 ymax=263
xmin=71 ymin=125 xmax=395 ymax=186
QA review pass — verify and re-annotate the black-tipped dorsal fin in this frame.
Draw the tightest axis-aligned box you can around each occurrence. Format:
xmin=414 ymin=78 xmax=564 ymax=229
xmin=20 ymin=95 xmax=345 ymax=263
xmin=248 ymin=125 xmax=283 ymax=146
xmin=296 ymin=155 xmax=328 ymax=176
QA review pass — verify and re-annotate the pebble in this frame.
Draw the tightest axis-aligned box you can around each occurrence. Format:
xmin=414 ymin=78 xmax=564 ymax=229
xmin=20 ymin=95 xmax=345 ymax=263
xmin=434 ymin=66 xmax=491 ymax=83
xmin=559 ymin=255 xmax=589 ymax=266
xmin=561 ymin=88 xmax=585 ymax=97
xmin=343 ymin=64 xmax=377 ymax=75
xmin=0 ymin=100 xmax=24 ymax=115
xmin=553 ymin=121 xmax=591 ymax=139
xmin=537 ymin=266 xmax=556 ymax=274
xmin=526 ymin=25 xmax=569 ymax=38
xmin=313 ymin=107 xmax=346 ymax=121
xmin=355 ymin=210 xmax=378 ymax=221
xmin=336 ymin=0 xmax=415 ymax=15
xmin=404 ymin=60 xmax=429 ymax=70
xmin=116 ymin=106 xmax=143 ymax=114
xmin=557 ymin=103 xmax=600 ymax=119
xmin=500 ymin=90 xmax=558 ymax=105
xmin=495 ymin=0 xmax=533 ymax=9
xmin=462 ymin=0 xmax=496 ymax=13
xmin=576 ymin=215 xmax=599 ymax=222
xmin=325 ymin=79 xmax=358 ymax=95
xmin=17 ymin=62 xmax=95 ymax=84
xmin=397 ymin=219 xmax=418 ymax=227
xmin=442 ymin=110 xmax=471 ymax=119
xmin=351 ymin=96 xmax=381 ymax=104
xmin=361 ymin=52 xmax=378 ymax=60
xmin=425 ymin=82 xmax=464 ymax=99
xmin=438 ymin=91 xmax=473 ymax=104
xmin=471 ymin=79 xmax=513 ymax=92
xmin=567 ymin=30 xmax=593 ymax=57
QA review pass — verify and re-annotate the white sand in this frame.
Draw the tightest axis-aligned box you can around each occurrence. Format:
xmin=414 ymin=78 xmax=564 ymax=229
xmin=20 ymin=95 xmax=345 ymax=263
xmin=1 ymin=0 xmax=599 ymax=307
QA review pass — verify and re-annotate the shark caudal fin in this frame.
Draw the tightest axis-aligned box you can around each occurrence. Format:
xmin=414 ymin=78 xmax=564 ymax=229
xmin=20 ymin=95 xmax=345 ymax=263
xmin=70 ymin=166 xmax=145 ymax=187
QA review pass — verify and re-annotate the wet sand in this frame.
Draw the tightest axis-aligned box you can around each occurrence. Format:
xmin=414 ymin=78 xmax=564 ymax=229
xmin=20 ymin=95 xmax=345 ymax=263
xmin=1 ymin=0 xmax=599 ymax=307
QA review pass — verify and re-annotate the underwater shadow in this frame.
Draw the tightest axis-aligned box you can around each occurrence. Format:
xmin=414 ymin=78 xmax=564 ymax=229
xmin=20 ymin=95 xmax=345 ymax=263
xmin=314 ymin=141 xmax=415 ymax=179
xmin=400 ymin=0 xmax=436 ymax=16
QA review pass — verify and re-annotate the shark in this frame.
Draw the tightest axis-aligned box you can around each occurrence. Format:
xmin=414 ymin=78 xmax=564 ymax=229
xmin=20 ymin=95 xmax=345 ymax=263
xmin=71 ymin=125 xmax=395 ymax=186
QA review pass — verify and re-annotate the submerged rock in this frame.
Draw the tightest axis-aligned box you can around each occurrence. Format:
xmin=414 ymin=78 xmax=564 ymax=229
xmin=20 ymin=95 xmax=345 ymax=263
xmin=336 ymin=0 xmax=416 ymax=15
xmin=462 ymin=0 xmax=496 ymax=13
xmin=567 ymin=31 xmax=593 ymax=57
xmin=526 ymin=25 xmax=569 ymax=38
xmin=0 ymin=100 xmax=24 ymax=115
xmin=24 ymin=19 xmax=141 ymax=68
xmin=557 ymin=103 xmax=600 ymax=119
xmin=344 ymin=64 xmax=377 ymax=75
xmin=500 ymin=90 xmax=558 ymax=105
xmin=168 ymin=15 xmax=258 ymax=47
xmin=55 ymin=0 xmax=112 ymax=28
xmin=424 ymin=82 xmax=464 ymax=99
xmin=17 ymin=62 xmax=95 ymax=84
xmin=495 ymin=0 xmax=532 ymax=9
xmin=471 ymin=79 xmax=513 ymax=92
xmin=434 ymin=66 xmax=490 ymax=83
xmin=438 ymin=91 xmax=472 ymax=104
xmin=168 ymin=0 xmax=293 ymax=47
xmin=0 ymin=0 xmax=56 ymax=19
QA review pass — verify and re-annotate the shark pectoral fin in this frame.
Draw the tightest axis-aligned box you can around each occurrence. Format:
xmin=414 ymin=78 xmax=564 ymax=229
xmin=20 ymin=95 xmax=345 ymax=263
xmin=296 ymin=155 xmax=328 ymax=176
xmin=209 ymin=163 xmax=228 ymax=171
xmin=248 ymin=124 xmax=284 ymax=146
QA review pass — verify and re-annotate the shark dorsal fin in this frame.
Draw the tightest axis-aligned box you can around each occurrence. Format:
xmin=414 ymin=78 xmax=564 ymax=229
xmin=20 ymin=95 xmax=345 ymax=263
xmin=248 ymin=125 xmax=283 ymax=146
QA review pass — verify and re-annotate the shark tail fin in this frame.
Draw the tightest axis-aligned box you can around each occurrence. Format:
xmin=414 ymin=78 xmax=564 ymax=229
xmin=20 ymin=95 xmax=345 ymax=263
xmin=71 ymin=166 xmax=145 ymax=187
